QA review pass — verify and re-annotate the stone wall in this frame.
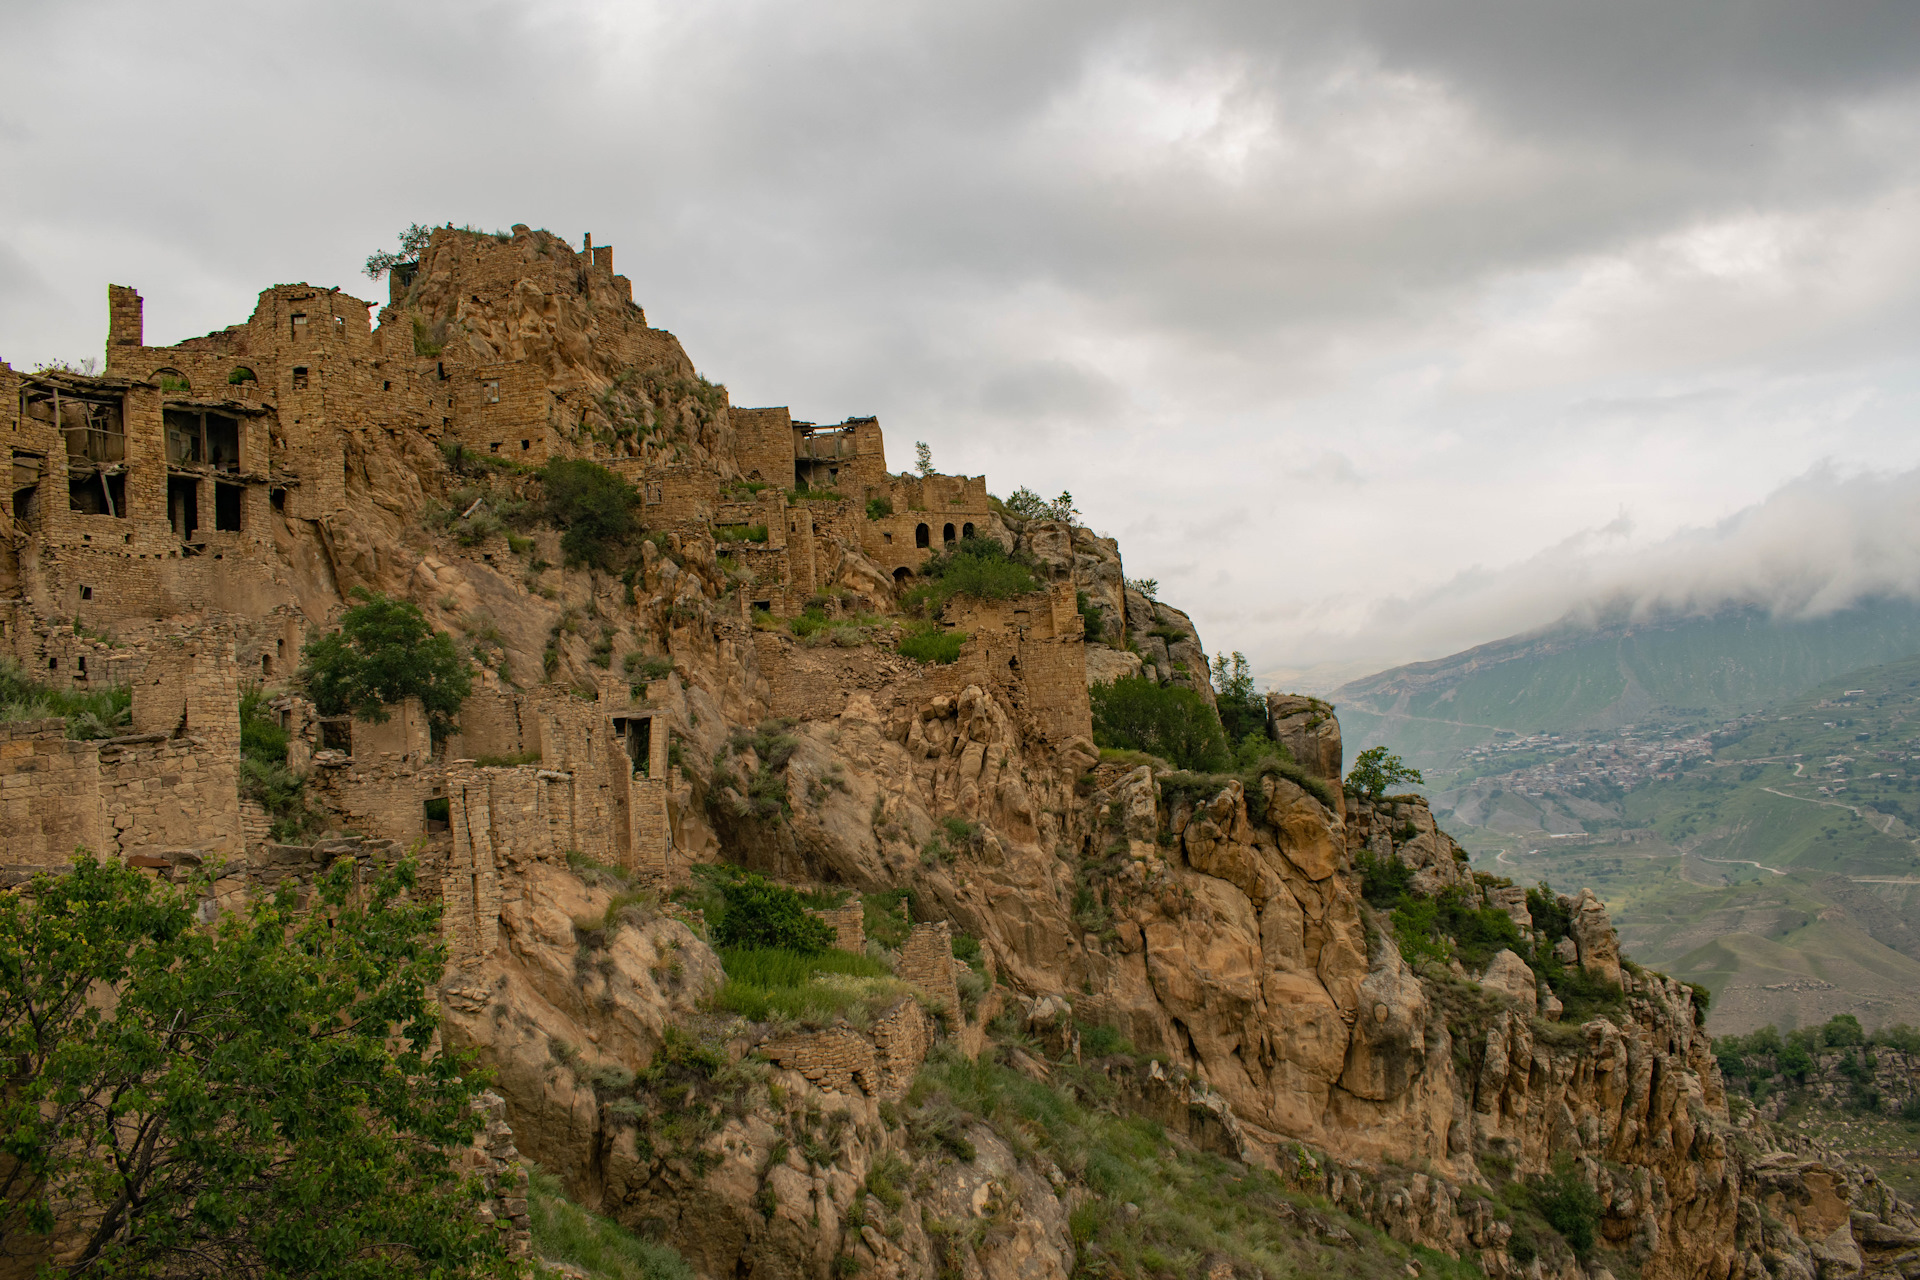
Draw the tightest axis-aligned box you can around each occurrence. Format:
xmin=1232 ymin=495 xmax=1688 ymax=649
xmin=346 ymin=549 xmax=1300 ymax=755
xmin=0 ymin=718 xmax=104 ymax=872
xmin=898 ymin=920 xmax=961 ymax=1017
xmin=99 ymin=733 xmax=241 ymax=860
xmin=816 ymin=902 xmax=865 ymax=952
xmin=759 ymin=996 xmax=932 ymax=1100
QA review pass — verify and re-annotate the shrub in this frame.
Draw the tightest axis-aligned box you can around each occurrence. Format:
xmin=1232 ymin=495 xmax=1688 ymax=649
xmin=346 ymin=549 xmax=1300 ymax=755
xmin=711 ymin=870 xmax=835 ymax=953
xmin=541 ymin=458 xmax=643 ymax=571
xmin=624 ymin=653 xmax=674 ymax=681
xmin=1076 ymin=590 xmax=1107 ymax=643
xmin=714 ymin=523 xmax=769 ymax=543
xmin=900 ymin=538 xmax=1041 ymax=615
xmin=897 ymin=622 xmax=967 ymax=664
xmin=712 ymin=946 xmax=900 ymax=1024
xmin=0 ymin=659 xmax=132 ymax=740
xmin=300 ymin=590 xmax=472 ymax=740
xmin=1825 ymin=1013 xmax=1866 ymax=1047
xmin=865 ymin=496 xmax=893 ymax=520
xmin=1090 ymin=675 xmax=1230 ymax=772
xmin=1002 ymin=487 xmax=1077 ymax=522
xmin=1527 ymin=1160 xmax=1601 ymax=1257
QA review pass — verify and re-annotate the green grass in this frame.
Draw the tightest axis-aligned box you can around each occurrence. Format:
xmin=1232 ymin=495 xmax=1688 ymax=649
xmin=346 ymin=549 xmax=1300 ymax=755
xmin=527 ymin=1165 xmax=693 ymax=1279
xmin=906 ymin=1048 xmax=1484 ymax=1280
xmin=897 ymin=622 xmax=967 ymax=664
xmin=713 ymin=946 xmax=904 ymax=1024
xmin=0 ymin=659 xmax=131 ymax=740
xmin=472 ymin=749 xmax=542 ymax=767
xmin=901 ymin=539 xmax=1041 ymax=616
xmin=714 ymin=523 xmax=769 ymax=543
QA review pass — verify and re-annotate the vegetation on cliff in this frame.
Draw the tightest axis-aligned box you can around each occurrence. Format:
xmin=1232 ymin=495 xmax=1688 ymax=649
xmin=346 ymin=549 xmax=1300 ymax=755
xmin=0 ymin=658 xmax=130 ymax=740
xmin=300 ymin=589 xmax=473 ymax=740
xmin=0 ymin=854 xmax=508 ymax=1278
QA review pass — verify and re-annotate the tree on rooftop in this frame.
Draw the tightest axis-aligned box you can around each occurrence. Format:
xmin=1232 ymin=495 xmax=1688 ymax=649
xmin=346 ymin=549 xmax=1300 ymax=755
xmin=914 ymin=441 xmax=934 ymax=477
xmin=300 ymin=589 xmax=472 ymax=740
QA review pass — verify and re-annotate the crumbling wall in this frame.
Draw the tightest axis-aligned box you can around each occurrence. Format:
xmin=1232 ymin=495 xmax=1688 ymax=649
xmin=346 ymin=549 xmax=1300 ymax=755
xmin=759 ymin=996 xmax=932 ymax=1100
xmin=99 ymin=734 xmax=242 ymax=860
xmin=897 ymin=920 xmax=961 ymax=1018
xmin=0 ymin=718 xmax=105 ymax=871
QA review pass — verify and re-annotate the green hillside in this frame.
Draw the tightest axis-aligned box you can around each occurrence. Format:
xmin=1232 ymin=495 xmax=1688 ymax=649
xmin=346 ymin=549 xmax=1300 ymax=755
xmin=1333 ymin=604 xmax=1920 ymax=1034
xmin=1336 ymin=599 xmax=1920 ymax=777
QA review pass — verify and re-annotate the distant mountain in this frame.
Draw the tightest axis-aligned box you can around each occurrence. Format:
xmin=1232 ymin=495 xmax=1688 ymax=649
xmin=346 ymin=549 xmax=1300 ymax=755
xmin=1333 ymin=598 xmax=1920 ymax=777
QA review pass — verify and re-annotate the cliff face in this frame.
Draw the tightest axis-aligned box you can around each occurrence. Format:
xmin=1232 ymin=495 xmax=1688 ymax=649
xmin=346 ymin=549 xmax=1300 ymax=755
xmin=5 ymin=226 xmax=1914 ymax=1280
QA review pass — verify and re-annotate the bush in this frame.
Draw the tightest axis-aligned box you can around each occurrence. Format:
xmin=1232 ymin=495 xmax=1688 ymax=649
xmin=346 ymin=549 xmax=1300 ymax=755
xmin=711 ymin=870 xmax=835 ymax=953
xmin=865 ymin=496 xmax=893 ymax=520
xmin=1091 ymin=675 xmax=1230 ymax=772
xmin=0 ymin=659 xmax=131 ymax=740
xmin=1002 ymin=487 xmax=1077 ymax=522
xmin=1825 ymin=1013 xmax=1866 ymax=1047
xmin=1076 ymin=590 xmax=1108 ymax=643
xmin=901 ymin=538 xmax=1041 ymax=616
xmin=300 ymin=590 xmax=472 ymax=740
xmin=1527 ymin=1160 xmax=1601 ymax=1257
xmin=541 ymin=458 xmax=643 ymax=571
xmin=897 ymin=622 xmax=967 ymax=664
xmin=712 ymin=946 xmax=901 ymax=1024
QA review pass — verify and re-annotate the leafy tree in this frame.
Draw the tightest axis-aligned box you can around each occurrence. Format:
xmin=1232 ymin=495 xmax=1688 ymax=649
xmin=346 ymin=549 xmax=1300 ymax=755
xmin=1125 ymin=576 xmax=1158 ymax=599
xmin=1346 ymin=745 xmax=1424 ymax=799
xmin=540 ymin=458 xmax=643 ymax=571
xmin=1002 ymin=487 xmax=1078 ymax=522
xmin=914 ymin=441 xmax=934 ymax=477
xmin=301 ymin=589 xmax=473 ymax=740
xmin=711 ymin=869 xmax=835 ymax=953
xmin=1090 ymin=675 xmax=1230 ymax=772
xmin=364 ymin=223 xmax=435 ymax=279
xmin=1824 ymin=1013 xmax=1866 ymax=1047
xmin=1210 ymin=651 xmax=1266 ymax=746
xmin=0 ymin=853 xmax=509 ymax=1278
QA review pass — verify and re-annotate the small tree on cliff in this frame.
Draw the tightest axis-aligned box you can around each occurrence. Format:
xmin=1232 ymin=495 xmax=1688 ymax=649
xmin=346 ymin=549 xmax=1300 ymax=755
xmin=1346 ymin=745 xmax=1424 ymax=799
xmin=301 ymin=589 xmax=473 ymax=740
xmin=364 ymin=222 xmax=434 ymax=279
xmin=0 ymin=853 xmax=510 ymax=1278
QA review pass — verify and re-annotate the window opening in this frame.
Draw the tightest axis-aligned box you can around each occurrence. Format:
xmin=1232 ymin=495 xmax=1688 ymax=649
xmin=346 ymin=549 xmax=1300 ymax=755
xmin=77 ymin=656 xmax=86 ymax=675
xmin=893 ymin=567 xmax=912 ymax=583
xmin=915 ymin=523 xmax=930 ymax=548
xmin=70 ymin=471 xmax=125 ymax=517
xmin=291 ymin=367 xmax=309 ymax=390
xmin=882 ymin=531 xmax=892 ymax=544
xmin=262 ymin=654 xmax=272 ymax=676
xmin=154 ymin=368 xmax=190 ymax=394
xmin=270 ymin=488 xmax=286 ymax=512
xmin=164 ymin=409 xmax=203 ymax=463
xmin=318 ymin=719 xmax=351 ymax=752
xmin=943 ymin=523 xmax=955 ymax=544
xmin=11 ymin=451 xmax=42 ymax=525
xmin=484 ymin=380 xmax=500 ymax=404
xmin=291 ymin=313 xmax=307 ymax=338
xmin=48 ymin=658 xmax=56 ymax=670
xmin=168 ymin=476 xmax=199 ymax=540
xmin=80 ymin=586 xmax=92 ymax=600
xmin=206 ymin=415 xmax=240 ymax=470
xmin=963 ymin=522 xmax=975 ymax=539
xmin=521 ymin=440 xmax=531 ymax=450
xmin=424 ymin=796 xmax=450 ymax=831
xmin=228 ymin=367 xmax=257 ymax=386
xmin=214 ymin=482 xmax=241 ymax=532
xmin=627 ymin=717 xmax=652 ymax=777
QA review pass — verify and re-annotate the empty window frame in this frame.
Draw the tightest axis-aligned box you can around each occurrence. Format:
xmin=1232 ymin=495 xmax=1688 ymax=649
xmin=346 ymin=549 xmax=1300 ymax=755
xmin=943 ymin=523 xmax=956 ymax=544
xmin=24 ymin=386 xmax=125 ymax=465
xmin=168 ymin=476 xmax=199 ymax=540
xmin=291 ymin=367 xmax=309 ymax=390
xmin=291 ymin=312 xmax=308 ymax=338
xmin=214 ymin=482 xmax=242 ymax=532
xmin=165 ymin=409 xmax=241 ymax=471
xmin=69 ymin=471 xmax=125 ymax=517
xmin=11 ymin=452 xmax=41 ymax=525
xmin=484 ymin=379 xmax=500 ymax=404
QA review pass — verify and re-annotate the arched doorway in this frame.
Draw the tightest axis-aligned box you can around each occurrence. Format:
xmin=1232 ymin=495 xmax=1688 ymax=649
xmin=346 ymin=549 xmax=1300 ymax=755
xmin=943 ymin=523 xmax=955 ymax=544
xmin=893 ymin=566 xmax=913 ymax=584
xmin=915 ymin=523 xmax=930 ymax=548
xmin=962 ymin=522 xmax=975 ymax=539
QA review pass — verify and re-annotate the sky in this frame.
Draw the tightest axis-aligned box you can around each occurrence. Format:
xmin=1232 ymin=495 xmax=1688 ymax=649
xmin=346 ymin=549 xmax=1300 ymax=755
xmin=4 ymin=1 xmax=1920 ymax=689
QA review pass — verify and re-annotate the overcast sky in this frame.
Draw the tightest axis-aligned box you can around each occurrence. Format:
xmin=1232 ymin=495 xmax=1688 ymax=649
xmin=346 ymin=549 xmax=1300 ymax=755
xmin=5 ymin=1 xmax=1920 ymax=687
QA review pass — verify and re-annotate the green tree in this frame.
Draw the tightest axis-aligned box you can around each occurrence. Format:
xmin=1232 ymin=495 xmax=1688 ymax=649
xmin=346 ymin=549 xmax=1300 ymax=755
xmin=1346 ymin=745 xmax=1424 ymax=799
xmin=1002 ymin=487 xmax=1077 ymax=522
xmin=540 ymin=458 xmax=643 ymax=571
xmin=1090 ymin=675 xmax=1231 ymax=772
xmin=711 ymin=869 xmax=835 ymax=953
xmin=1824 ymin=1013 xmax=1866 ymax=1047
xmin=0 ymin=853 xmax=509 ymax=1278
xmin=1210 ymin=651 xmax=1266 ymax=746
xmin=914 ymin=441 xmax=933 ymax=477
xmin=364 ymin=223 xmax=434 ymax=279
xmin=302 ymin=590 xmax=473 ymax=740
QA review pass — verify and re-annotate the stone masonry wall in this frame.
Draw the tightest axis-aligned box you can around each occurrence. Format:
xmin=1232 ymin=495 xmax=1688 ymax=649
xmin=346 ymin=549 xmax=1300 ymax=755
xmin=0 ymin=718 xmax=105 ymax=874
xmin=760 ymin=996 xmax=932 ymax=1100
xmin=897 ymin=920 xmax=961 ymax=1018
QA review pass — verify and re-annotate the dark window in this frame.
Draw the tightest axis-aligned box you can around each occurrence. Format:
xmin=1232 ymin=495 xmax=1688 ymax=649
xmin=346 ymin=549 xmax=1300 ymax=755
xmin=77 ymin=656 xmax=86 ymax=675
xmin=168 ymin=476 xmax=199 ymax=540
xmin=164 ymin=409 xmax=203 ymax=463
xmin=262 ymin=655 xmax=272 ymax=676
xmin=206 ymin=414 xmax=240 ymax=471
xmin=318 ymin=720 xmax=351 ymax=752
xmin=963 ymin=522 xmax=975 ymax=539
xmin=424 ymin=797 xmax=450 ymax=831
xmin=80 ymin=586 xmax=92 ymax=600
xmin=291 ymin=367 xmax=309 ymax=389
xmin=915 ymin=523 xmax=930 ymax=548
xmin=893 ymin=566 xmax=912 ymax=583
xmin=943 ymin=523 xmax=955 ymax=544
xmin=882 ymin=531 xmax=892 ymax=544
xmin=628 ymin=717 xmax=652 ymax=777
xmin=69 ymin=471 xmax=125 ymax=517
xmin=291 ymin=313 xmax=307 ymax=338
xmin=490 ymin=442 xmax=501 ymax=453
xmin=270 ymin=488 xmax=286 ymax=511
xmin=214 ymin=482 xmax=241 ymax=532
xmin=48 ymin=658 xmax=56 ymax=670
xmin=521 ymin=440 xmax=531 ymax=450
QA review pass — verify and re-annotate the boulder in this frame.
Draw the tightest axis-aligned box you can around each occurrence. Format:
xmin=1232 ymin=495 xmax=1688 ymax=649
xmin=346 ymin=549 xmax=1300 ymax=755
xmin=1565 ymin=888 xmax=1623 ymax=987
xmin=1478 ymin=949 xmax=1538 ymax=1015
